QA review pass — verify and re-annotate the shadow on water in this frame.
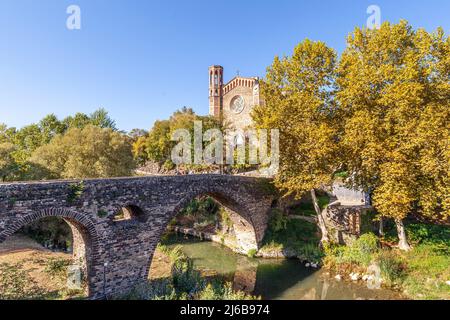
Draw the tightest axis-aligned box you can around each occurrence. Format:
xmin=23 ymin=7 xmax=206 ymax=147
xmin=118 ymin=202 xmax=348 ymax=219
xmin=253 ymin=259 xmax=318 ymax=299
xmin=162 ymin=233 xmax=405 ymax=300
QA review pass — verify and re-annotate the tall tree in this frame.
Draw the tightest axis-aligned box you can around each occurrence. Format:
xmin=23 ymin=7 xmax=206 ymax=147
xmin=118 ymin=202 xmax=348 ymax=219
xmin=135 ymin=108 xmax=223 ymax=166
xmin=252 ymin=39 xmax=339 ymax=244
xmin=38 ymin=114 xmax=66 ymax=143
xmin=29 ymin=125 xmax=135 ymax=179
xmin=89 ymin=108 xmax=118 ymax=130
xmin=336 ymin=21 xmax=450 ymax=250
xmin=0 ymin=143 xmax=17 ymax=181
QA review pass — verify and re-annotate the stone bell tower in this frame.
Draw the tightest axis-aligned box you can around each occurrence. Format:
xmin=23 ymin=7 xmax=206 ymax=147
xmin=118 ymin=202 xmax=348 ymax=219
xmin=209 ymin=65 xmax=223 ymax=118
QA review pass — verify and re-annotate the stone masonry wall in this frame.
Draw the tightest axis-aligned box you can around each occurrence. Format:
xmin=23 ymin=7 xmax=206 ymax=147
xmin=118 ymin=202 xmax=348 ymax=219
xmin=0 ymin=175 xmax=275 ymax=299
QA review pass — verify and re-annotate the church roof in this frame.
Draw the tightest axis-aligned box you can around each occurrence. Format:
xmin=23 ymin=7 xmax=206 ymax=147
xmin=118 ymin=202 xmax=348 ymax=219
xmin=223 ymin=76 xmax=259 ymax=87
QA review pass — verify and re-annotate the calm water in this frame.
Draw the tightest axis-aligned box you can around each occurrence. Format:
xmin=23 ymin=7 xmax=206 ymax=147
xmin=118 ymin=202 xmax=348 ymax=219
xmin=163 ymin=234 xmax=405 ymax=300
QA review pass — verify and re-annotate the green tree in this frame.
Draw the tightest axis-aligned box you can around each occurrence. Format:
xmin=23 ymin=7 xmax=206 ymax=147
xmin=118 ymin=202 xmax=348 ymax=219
xmin=38 ymin=114 xmax=67 ymax=144
xmin=336 ymin=21 xmax=450 ymax=250
xmin=89 ymin=108 xmax=118 ymax=130
xmin=0 ymin=143 xmax=17 ymax=181
xmin=29 ymin=125 xmax=135 ymax=179
xmin=3 ymin=109 xmax=120 ymax=180
xmin=252 ymin=39 xmax=339 ymax=244
xmin=145 ymin=119 xmax=172 ymax=163
xmin=135 ymin=107 xmax=223 ymax=166
xmin=10 ymin=124 xmax=44 ymax=164
xmin=61 ymin=112 xmax=91 ymax=130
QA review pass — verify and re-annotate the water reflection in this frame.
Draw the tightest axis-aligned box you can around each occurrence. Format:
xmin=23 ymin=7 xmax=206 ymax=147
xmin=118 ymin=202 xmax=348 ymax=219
xmin=163 ymin=234 xmax=404 ymax=300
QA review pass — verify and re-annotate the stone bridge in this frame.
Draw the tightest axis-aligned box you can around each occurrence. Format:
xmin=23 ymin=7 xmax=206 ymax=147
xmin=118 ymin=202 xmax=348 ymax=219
xmin=0 ymin=175 xmax=276 ymax=299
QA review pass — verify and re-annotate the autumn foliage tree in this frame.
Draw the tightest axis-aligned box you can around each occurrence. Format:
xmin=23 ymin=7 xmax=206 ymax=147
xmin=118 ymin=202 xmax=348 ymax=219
xmin=252 ymin=39 xmax=339 ymax=244
xmin=336 ymin=21 xmax=450 ymax=250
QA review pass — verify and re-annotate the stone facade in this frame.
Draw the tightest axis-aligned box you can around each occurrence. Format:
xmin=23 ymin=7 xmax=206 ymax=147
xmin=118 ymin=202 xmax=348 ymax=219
xmin=325 ymin=202 xmax=373 ymax=245
xmin=0 ymin=175 xmax=275 ymax=299
xmin=209 ymin=65 xmax=261 ymax=133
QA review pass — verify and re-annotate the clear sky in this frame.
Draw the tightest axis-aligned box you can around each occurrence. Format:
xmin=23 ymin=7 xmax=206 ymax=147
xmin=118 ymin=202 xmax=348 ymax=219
xmin=1 ymin=0 xmax=449 ymax=132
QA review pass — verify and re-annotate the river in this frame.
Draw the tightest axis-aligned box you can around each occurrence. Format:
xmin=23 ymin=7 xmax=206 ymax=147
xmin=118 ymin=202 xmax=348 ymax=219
xmin=162 ymin=233 xmax=405 ymax=300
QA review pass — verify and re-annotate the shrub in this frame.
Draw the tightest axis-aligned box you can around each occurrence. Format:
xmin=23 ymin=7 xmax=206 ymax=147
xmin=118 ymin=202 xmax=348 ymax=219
xmin=181 ymin=199 xmax=200 ymax=216
xmin=405 ymin=224 xmax=450 ymax=254
xmin=247 ymin=249 xmax=257 ymax=258
xmin=326 ymin=233 xmax=379 ymax=267
xmin=158 ymin=244 xmax=186 ymax=264
xmin=197 ymin=282 xmax=259 ymax=300
xmin=197 ymin=283 xmax=219 ymax=300
xmin=268 ymin=209 xmax=288 ymax=233
xmin=377 ymin=250 xmax=405 ymax=286
xmin=353 ymin=233 xmax=379 ymax=256
xmin=221 ymin=282 xmax=259 ymax=300
xmin=294 ymin=242 xmax=324 ymax=262
xmin=67 ymin=181 xmax=85 ymax=203
xmin=163 ymin=160 xmax=175 ymax=171
xmin=171 ymin=258 xmax=204 ymax=297
xmin=125 ymin=279 xmax=176 ymax=300
xmin=219 ymin=207 xmax=233 ymax=230
xmin=45 ymin=258 xmax=72 ymax=280
xmin=198 ymin=197 xmax=218 ymax=215
xmin=97 ymin=210 xmax=108 ymax=218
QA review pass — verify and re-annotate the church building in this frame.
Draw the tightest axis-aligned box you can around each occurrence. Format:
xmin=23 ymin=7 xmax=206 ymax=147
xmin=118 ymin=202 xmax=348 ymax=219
xmin=208 ymin=65 xmax=261 ymax=133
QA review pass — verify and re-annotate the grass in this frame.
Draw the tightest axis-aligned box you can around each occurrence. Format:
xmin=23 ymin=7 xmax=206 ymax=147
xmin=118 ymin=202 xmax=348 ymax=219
xmin=259 ymin=209 xmax=323 ymax=262
xmin=45 ymin=258 xmax=72 ymax=280
xmin=0 ymin=235 xmax=87 ymax=300
xmin=401 ymin=243 xmax=450 ymax=299
xmin=0 ymin=260 xmax=85 ymax=300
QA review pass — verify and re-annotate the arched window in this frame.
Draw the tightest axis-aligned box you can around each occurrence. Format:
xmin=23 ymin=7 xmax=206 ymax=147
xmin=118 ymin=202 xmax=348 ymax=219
xmin=114 ymin=205 xmax=146 ymax=222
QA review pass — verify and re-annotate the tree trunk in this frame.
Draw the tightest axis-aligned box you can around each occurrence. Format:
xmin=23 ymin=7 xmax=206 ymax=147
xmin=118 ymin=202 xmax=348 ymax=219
xmin=311 ymin=189 xmax=329 ymax=244
xmin=379 ymin=217 xmax=384 ymax=237
xmin=395 ymin=219 xmax=411 ymax=251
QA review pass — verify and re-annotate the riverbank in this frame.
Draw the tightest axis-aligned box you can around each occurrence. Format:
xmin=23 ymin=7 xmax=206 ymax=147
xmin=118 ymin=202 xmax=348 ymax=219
xmin=170 ymin=218 xmax=450 ymax=300
xmin=323 ymin=224 xmax=450 ymax=300
xmin=153 ymin=233 xmax=406 ymax=300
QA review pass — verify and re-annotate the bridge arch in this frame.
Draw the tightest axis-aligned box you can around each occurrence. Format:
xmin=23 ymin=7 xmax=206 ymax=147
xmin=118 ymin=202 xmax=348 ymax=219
xmin=164 ymin=189 xmax=259 ymax=251
xmin=0 ymin=208 xmax=100 ymax=297
xmin=145 ymin=189 xmax=262 ymax=282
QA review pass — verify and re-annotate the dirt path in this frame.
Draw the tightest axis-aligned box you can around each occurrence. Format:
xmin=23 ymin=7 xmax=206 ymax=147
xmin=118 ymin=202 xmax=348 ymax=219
xmin=148 ymin=249 xmax=172 ymax=280
xmin=0 ymin=235 xmax=79 ymax=299
xmin=0 ymin=234 xmax=50 ymax=255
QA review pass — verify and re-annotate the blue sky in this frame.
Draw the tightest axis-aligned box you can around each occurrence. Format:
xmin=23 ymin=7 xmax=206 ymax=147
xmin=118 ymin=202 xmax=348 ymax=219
xmin=1 ymin=0 xmax=449 ymax=132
